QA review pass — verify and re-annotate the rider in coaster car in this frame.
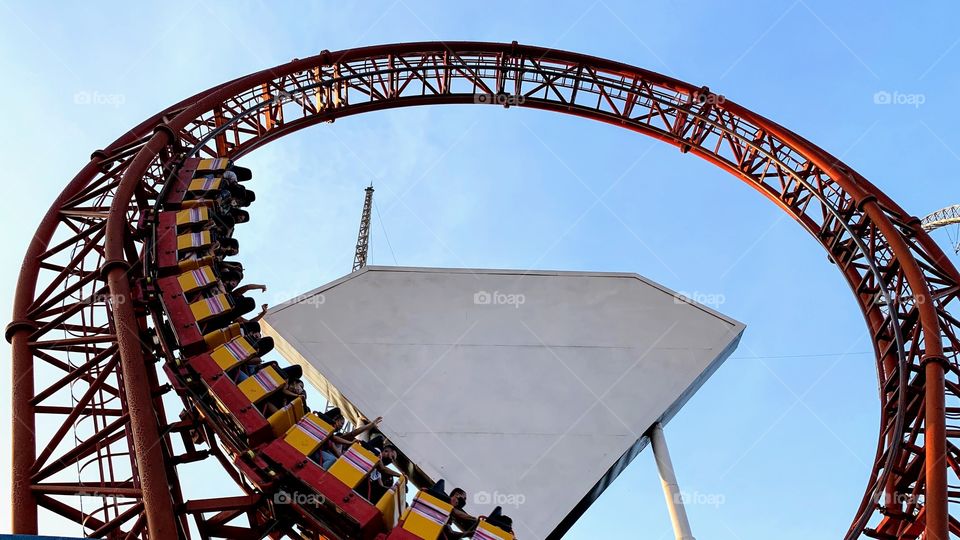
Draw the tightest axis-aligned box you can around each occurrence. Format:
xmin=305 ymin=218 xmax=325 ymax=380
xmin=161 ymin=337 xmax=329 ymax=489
xmin=442 ymin=487 xmax=479 ymax=539
xmin=231 ymin=336 xmax=275 ymax=383
xmin=177 ymin=237 xmax=238 ymax=269
xmin=197 ymin=295 xmax=260 ymax=334
xmin=310 ymin=408 xmax=382 ymax=470
xmin=261 ymin=364 xmax=308 ymax=415
xmin=367 ymin=441 xmax=403 ymax=503
xmin=218 ymin=266 xmax=265 ymax=296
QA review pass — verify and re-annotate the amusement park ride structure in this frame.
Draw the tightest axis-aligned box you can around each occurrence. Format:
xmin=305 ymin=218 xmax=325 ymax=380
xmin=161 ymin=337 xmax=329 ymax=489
xmin=6 ymin=41 xmax=960 ymax=539
xmin=923 ymin=205 xmax=960 ymax=255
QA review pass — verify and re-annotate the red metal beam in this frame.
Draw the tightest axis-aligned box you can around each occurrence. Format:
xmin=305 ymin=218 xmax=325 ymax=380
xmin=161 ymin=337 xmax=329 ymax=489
xmin=10 ymin=329 xmax=37 ymax=533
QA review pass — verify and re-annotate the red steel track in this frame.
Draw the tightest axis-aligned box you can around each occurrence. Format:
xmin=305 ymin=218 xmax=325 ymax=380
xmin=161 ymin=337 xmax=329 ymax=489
xmin=7 ymin=41 xmax=960 ymax=539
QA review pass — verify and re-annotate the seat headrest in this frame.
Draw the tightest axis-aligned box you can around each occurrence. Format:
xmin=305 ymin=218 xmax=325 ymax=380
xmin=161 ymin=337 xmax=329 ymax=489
xmin=281 ymin=364 xmax=303 ymax=380
xmin=240 ymin=321 xmax=261 ymax=335
xmin=256 ymin=336 xmax=275 ymax=355
xmin=231 ymin=165 xmax=253 ymax=181
xmin=234 ymin=296 xmax=255 ymax=312
xmin=231 ymin=209 xmax=250 ymax=224
xmin=486 ymin=506 xmax=514 ymax=532
xmin=426 ymin=479 xmax=448 ymax=500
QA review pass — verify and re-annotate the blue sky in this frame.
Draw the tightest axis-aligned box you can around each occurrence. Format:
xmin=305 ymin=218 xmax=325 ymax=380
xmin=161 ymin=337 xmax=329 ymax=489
xmin=1 ymin=1 xmax=959 ymax=538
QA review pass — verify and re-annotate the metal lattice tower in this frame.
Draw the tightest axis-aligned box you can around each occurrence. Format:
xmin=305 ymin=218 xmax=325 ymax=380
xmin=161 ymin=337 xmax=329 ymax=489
xmin=922 ymin=204 xmax=960 ymax=254
xmin=352 ymin=184 xmax=374 ymax=271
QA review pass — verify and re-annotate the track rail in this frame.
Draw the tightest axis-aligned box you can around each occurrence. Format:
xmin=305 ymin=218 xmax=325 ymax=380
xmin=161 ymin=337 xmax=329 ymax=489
xmin=8 ymin=41 xmax=960 ymax=539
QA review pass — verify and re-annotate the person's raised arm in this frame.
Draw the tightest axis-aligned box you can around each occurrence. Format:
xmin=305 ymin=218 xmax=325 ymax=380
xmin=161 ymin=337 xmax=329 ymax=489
xmin=239 ymin=303 xmax=269 ymax=324
xmin=233 ymin=283 xmax=266 ymax=296
xmin=343 ymin=416 xmax=382 ymax=439
xmin=327 ymin=434 xmax=353 ymax=456
xmin=451 ymin=507 xmax=477 ymax=524
xmin=375 ymin=461 xmax=402 ymax=478
xmin=280 ymin=385 xmax=301 ymax=400
xmin=450 ymin=508 xmax=478 ymax=534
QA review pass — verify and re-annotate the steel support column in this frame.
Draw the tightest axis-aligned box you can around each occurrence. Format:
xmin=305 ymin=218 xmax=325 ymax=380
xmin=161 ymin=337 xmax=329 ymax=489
xmin=10 ymin=328 xmax=37 ymax=534
xmin=925 ymin=356 xmax=949 ymax=540
xmin=105 ymin=266 xmax=178 ymax=539
xmin=102 ymin=125 xmax=179 ymax=538
xmin=650 ymin=423 xmax=695 ymax=540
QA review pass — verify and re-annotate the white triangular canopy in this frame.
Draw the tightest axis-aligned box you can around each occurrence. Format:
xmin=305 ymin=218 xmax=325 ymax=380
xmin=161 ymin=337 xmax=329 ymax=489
xmin=264 ymin=266 xmax=744 ymax=539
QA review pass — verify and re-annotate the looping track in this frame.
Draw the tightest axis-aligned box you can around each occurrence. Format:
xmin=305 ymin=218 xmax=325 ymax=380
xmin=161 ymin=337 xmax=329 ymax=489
xmin=8 ymin=41 xmax=960 ymax=539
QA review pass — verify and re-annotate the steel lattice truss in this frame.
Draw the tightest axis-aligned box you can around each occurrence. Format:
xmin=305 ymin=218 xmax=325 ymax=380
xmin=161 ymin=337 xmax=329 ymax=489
xmin=8 ymin=42 xmax=960 ymax=539
xmin=923 ymin=206 xmax=960 ymax=256
xmin=353 ymin=186 xmax=375 ymax=272
xmin=923 ymin=206 xmax=960 ymax=232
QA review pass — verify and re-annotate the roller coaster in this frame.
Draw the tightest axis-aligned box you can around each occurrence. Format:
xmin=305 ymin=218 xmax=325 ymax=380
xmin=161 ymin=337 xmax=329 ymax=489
xmin=7 ymin=41 xmax=960 ymax=539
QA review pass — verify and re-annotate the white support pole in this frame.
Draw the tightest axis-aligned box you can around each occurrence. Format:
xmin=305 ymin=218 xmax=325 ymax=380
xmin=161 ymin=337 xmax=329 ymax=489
xmin=650 ymin=422 xmax=696 ymax=540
